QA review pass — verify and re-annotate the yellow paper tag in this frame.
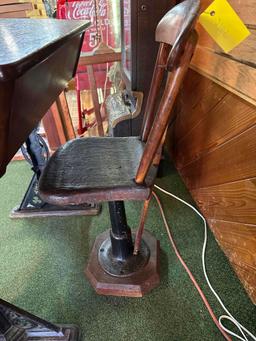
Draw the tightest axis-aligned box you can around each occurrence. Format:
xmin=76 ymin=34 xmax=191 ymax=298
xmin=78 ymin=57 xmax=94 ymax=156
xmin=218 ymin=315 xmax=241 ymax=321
xmin=199 ymin=0 xmax=250 ymax=53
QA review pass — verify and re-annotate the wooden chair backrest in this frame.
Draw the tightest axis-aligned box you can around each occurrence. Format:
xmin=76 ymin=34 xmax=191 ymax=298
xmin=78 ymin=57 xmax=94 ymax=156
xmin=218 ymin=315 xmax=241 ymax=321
xmin=136 ymin=0 xmax=200 ymax=184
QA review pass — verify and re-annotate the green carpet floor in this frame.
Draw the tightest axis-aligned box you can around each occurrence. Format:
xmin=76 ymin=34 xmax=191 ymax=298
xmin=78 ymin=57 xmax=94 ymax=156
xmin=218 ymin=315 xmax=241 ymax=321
xmin=0 ymin=160 xmax=255 ymax=340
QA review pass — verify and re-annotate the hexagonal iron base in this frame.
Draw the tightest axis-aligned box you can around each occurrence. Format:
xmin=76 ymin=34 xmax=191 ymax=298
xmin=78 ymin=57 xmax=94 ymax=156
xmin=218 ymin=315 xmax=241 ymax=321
xmin=85 ymin=230 xmax=160 ymax=297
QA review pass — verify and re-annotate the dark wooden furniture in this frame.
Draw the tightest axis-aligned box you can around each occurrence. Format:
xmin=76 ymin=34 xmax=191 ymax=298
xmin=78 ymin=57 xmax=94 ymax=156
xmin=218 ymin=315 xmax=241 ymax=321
xmin=0 ymin=18 xmax=99 ymax=218
xmin=0 ymin=18 xmax=88 ymax=340
xmin=39 ymin=0 xmax=200 ymax=297
xmin=0 ymin=19 xmax=88 ymax=176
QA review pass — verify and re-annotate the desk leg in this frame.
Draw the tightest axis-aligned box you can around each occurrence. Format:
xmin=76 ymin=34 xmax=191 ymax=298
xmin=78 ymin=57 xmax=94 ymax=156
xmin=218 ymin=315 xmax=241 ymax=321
xmin=0 ymin=299 xmax=79 ymax=340
xmin=10 ymin=128 xmax=100 ymax=218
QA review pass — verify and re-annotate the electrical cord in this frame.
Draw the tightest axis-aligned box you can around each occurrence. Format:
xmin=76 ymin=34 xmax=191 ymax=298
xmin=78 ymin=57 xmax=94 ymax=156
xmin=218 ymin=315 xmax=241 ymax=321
xmin=152 ymin=184 xmax=256 ymax=341
xmin=152 ymin=190 xmax=231 ymax=341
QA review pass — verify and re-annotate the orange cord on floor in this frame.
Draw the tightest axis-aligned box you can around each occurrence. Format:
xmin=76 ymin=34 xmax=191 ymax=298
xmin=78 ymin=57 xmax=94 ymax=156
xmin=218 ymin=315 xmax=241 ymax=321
xmin=152 ymin=191 xmax=232 ymax=341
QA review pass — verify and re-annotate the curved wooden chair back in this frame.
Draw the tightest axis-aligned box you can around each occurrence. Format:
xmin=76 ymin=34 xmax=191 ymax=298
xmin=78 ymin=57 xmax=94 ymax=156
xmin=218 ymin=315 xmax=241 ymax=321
xmin=136 ymin=0 xmax=200 ymax=184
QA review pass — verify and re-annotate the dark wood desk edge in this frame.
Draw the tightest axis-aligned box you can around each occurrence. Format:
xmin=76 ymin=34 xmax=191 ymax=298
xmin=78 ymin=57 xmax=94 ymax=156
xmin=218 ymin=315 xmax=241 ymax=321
xmin=0 ymin=20 xmax=90 ymax=81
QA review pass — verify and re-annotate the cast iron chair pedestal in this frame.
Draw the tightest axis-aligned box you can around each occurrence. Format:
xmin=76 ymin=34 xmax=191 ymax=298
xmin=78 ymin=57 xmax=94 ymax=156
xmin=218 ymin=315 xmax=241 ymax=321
xmin=86 ymin=201 xmax=160 ymax=297
xmin=39 ymin=0 xmax=200 ymax=297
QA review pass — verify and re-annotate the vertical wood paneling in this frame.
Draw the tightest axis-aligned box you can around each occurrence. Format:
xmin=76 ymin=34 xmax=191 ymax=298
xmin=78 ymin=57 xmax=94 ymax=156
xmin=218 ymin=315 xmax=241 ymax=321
xmin=191 ymin=0 xmax=256 ymax=107
xmin=191 ymin=46 xmax=256 ymax=106
xmin=174 ymin=92 xmax=256 ymax=168
xmin=208 ymin=219 xmax=256 ymax=302
xmin=169 ymin=68 xmax=256 ymax=303
xmin=199 ymin=0 xmax=256 ymax=26
xmin=191 ymin=178 xmax=256 ymax=225
xmin=174 ymin=72 xmax=227 ymax=144
xmin=196 ymin=25 xmax=256 ymax=66
xmin=179 ymin=124 xmax=256 ymax=189
xmin=169 ymin=0 xmax=256 ymax=304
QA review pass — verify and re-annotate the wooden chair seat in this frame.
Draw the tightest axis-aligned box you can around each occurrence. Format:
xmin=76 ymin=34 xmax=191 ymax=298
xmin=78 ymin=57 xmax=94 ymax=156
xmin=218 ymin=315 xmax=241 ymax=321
xmin=38 ymin=0 xmax=199 ymax=298
xmin=39 ymin=137 xmax=156 ymax=205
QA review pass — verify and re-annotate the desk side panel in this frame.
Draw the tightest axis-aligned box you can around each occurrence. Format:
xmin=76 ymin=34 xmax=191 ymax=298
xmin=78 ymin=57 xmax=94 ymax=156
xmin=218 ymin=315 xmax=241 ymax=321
xmin=0 ymin=81 xmax=13 ymax=177
xmin=5 ymin=33 xmax=82 ymax=166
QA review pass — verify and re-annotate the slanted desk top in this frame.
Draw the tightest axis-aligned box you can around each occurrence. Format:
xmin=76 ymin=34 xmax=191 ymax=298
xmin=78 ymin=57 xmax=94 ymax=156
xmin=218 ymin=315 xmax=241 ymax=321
xmin=0 ymin=19 xmax=89 ymax=80
xmin=0 ymin=19 xmax=89 ymax=177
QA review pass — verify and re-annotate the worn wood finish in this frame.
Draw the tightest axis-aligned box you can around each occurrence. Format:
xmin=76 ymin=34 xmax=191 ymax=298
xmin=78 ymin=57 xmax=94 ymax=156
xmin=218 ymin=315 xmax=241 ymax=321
xmin=57 ymin=92 xmax=76 ymax=141
xmin=195 ymin=24 xmax=256 ymax=67
xmin=39 ymin=137 xmax=157 ymax=205
xmin=192 ymin=179 xmax=256 ymax=225
xmin=38 ymin=0 xmax=201 ymax=298
xmin=191 ymin=0 xmax=256 ymax=107
xmin=209 ymin=219 xmax=256 ymax=303
xmin=173 ymin=91 xmax=256 ymax=168
xmin=141 ymin=43 xmax=170 ymax=142
xmin=43 ymin=92 xmax=75 ymax=151
xmin=136 ymin=31 xmax=198 ymax=184
xmin=156 ymin=0 xmax=199 ymax=46
xmin=0 ymin=19 xmax=88 ymax=80
xmin=173 ymin=72 xmax=228 ymax=145
xmin=156 ymin=0 xmax=200 ymax=71
xmin=0 ymin=3 xmax=32 ymax=13
xmin=43 ymin=101 xmax=67 ymax=151
xmin=87 ymin=65 xmax=104 ymax=136
xmin=133 ymin=196 xmax=152 ymax=255
xmin=42 ymin=107 xmax=65 ymax=151
xmin=199 ymin=0 xmax=256 ymax=26
xmin=10 ymin=205 xmax=99 ymax=219
xmin=0 ymin=10 xmax=27 ymax=18
xmin=40 ymin=0 xmax=200 ymax=207
xmin=79 ymin=51 xmax=121 ymax=66
xmin=191 ymin=46 xmax=256 ymax=107
xmin=169 ymin=68 xmax=256 ymax=303
xmin=179 ymin=124 xmax=256 ymax=190
xmin=0 ymin=19 xmax=88 ymax=176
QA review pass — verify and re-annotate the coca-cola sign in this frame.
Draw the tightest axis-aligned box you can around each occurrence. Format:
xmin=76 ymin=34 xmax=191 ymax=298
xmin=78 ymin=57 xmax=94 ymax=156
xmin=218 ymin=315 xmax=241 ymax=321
xmin=66 ymin=0 xmax=107 ymax=20
xmin=57 ymin=0 xmax=115 ymax=51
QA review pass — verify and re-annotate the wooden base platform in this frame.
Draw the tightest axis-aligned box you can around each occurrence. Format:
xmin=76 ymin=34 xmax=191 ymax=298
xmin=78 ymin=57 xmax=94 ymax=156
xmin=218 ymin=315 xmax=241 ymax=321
xmin=85 ymin=230 xmax=160 ymax=297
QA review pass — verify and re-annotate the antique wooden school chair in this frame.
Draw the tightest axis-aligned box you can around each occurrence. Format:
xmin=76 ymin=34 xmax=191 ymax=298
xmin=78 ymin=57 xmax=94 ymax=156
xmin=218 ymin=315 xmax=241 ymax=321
xmin=39 ymin=0 xmax=200 ymax=297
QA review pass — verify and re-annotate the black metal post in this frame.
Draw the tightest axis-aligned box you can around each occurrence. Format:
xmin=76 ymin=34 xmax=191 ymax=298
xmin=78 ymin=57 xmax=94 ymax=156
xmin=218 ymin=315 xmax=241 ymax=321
xmin=108 ymin=201 xmax=133 ymax=261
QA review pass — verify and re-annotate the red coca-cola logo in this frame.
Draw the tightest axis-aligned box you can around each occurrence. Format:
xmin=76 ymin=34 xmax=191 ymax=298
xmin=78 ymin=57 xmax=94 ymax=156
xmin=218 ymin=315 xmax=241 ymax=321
xmin=57 ymin=0 xmax=116 ymax=51
xmin=66 ymin=0 xmax=107 ymax=20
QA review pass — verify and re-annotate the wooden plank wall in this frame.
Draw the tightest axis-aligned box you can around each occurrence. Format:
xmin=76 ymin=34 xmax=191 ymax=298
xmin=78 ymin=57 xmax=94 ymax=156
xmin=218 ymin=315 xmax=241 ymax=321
xmin=168 ymin=0 xmax=256 ymax=304
xmin=192 ymin=0 xmax=256 ymax=106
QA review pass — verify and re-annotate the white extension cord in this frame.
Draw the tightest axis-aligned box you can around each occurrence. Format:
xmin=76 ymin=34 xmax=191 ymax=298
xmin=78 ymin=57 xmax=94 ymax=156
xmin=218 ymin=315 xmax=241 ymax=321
xmin=153 ymin=184 xmax=256 ymax=341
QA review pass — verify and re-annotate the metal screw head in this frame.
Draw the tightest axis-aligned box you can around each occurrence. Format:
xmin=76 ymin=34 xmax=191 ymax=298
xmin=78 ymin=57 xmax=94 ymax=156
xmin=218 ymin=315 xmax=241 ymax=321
xmin=141 ymin=4 xmax=147 ymax=11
